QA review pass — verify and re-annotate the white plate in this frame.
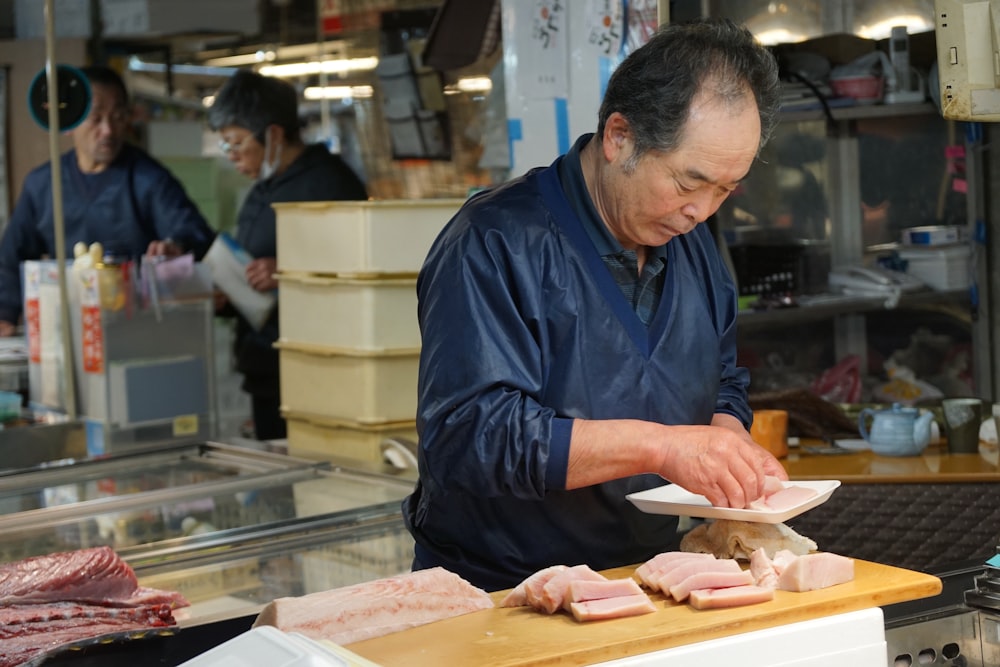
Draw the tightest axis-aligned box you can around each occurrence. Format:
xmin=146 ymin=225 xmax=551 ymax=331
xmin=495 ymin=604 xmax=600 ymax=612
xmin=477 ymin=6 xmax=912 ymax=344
xmin=626 ymin=479 xmax=841 ymax=524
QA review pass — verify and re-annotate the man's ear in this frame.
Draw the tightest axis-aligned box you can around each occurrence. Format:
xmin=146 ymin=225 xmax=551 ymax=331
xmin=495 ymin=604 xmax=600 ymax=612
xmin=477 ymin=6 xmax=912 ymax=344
xmin=602 ymin=112 xmax=632 ymax=161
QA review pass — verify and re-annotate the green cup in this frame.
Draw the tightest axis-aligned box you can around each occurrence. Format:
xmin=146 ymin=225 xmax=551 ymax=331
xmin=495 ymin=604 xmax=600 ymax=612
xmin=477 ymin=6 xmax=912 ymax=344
xmin=942 ymin=398 xmax=983 ymax=454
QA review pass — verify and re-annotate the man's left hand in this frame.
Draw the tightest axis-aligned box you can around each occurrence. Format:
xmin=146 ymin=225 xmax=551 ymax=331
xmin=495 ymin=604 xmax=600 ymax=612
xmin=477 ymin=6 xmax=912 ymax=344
xmin=146 ymin=240 xmax=183 ymax=257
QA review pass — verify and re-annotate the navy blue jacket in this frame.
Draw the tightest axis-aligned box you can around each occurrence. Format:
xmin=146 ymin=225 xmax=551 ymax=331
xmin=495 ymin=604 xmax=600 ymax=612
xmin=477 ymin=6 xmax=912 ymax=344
xmin=229 ymin=143 xmax=367 ymax=395
xmin=405 ymin=152 xmax=751 ymax=591
xmin=0 ymin=144 xmax=214 ymax=323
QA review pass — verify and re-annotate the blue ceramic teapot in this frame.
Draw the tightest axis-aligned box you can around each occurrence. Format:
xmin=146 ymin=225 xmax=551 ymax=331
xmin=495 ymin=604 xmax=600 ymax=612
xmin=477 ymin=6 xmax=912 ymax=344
xmin=858 ymin=403 xmax=934 ymax=456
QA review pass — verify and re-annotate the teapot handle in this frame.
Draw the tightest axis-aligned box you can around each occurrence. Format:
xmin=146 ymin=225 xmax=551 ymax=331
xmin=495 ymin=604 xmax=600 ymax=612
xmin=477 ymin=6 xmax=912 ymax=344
xmin=858 ymin=408 xmax=874 ymax=440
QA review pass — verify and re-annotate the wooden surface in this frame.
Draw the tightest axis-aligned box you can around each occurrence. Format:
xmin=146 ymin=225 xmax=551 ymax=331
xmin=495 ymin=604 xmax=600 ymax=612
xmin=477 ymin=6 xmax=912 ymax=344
xmin=347 ymin=560 xmax=941 ymax=667
xmin=782 ymin=439 xmax=1000 ymax=483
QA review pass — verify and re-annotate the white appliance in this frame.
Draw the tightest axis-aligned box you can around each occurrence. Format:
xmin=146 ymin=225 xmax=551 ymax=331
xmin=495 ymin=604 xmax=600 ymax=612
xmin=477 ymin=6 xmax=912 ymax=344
xmin=588 ymin=607 xmax=887 ymax=667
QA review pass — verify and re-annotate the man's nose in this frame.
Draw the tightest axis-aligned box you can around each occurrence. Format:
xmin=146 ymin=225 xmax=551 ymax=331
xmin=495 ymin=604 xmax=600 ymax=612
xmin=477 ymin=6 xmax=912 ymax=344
xmin=680 ymin=189 xmax=719 ymax=225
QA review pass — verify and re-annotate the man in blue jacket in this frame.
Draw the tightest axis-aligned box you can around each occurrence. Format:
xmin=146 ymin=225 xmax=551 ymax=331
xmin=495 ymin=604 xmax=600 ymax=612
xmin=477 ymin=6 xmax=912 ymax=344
xmin=0 ymin=65 xmax=214 ymax=335
xmin=406 ymin=19 xmax=789 ymax=592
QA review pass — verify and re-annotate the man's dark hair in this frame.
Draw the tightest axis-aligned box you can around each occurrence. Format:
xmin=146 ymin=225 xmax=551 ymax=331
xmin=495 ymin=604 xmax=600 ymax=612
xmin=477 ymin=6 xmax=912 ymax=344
xmin=207 ymin=69 xmax=301 ymax=143
xmin=81 ymin=65 xmax=129 ymax=107
xmin=597 ymin=18 xmax=781 ymax=171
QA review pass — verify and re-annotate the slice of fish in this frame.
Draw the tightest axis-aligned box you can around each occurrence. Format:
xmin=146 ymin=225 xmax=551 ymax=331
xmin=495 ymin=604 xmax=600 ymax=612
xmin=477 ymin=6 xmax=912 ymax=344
xmin=635 ymin=552 xmax=715 ymax=591
xmin=668 ymin=570 xmax=755 ymax=602
xmin=569 ymin=594 xmax=657 ymax=622
xmin=500 ymin=565 xmax=567 ymax=608
xmin=687 ymin=585 xmax=774 ymax=610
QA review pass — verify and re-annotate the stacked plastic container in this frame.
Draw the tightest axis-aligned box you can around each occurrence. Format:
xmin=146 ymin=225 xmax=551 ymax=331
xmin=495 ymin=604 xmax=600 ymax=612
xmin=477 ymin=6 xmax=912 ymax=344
xmin=274 ymin=199 xmax=464 ymax=463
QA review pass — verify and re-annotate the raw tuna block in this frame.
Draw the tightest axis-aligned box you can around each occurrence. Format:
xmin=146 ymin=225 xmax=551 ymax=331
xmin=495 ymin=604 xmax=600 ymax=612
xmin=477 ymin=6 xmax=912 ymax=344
xmin=777 ymin=552 xmax=855 ymax=592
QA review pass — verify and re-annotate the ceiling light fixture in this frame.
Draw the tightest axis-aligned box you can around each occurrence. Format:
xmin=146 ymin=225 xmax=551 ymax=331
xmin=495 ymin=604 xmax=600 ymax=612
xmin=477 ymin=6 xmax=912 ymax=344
xmin=259 ymin=57 xmax=379 ymax=78
xmin=303 ymin=85 xmax=374 ymax=100
xmin=856 ymin=15 xmax=933 ymax=40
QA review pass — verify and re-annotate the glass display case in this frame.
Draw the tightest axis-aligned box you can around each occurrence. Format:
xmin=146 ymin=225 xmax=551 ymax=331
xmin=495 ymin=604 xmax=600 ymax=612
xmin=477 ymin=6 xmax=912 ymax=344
xmin=0 ymin=442 xmax=417 ymax=623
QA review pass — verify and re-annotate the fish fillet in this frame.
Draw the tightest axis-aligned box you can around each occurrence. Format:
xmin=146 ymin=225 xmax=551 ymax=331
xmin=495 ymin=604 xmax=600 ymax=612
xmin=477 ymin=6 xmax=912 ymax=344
xmin=253 ymin=567 xmax=494 ymax=646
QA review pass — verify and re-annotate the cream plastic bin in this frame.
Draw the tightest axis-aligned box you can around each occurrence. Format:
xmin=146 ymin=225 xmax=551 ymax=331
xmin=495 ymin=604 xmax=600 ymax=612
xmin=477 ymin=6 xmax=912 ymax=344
xmin=278 ymin=341 xmax=418 ymax=423
xmin=284 ymin=409 xmax=418 ymax=463
xmin=274 ymin=199 xmax=464 ymax=275
xmin=277 ymin=273 xmax=419 ymax=351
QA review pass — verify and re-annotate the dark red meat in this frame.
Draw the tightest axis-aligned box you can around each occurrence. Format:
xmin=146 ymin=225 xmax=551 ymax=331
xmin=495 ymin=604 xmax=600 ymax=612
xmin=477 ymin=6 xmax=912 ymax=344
xmin=0 ymin=547 xmax=189 ymax=667
xmin=0 ymin=546 xmax=137 ymax=606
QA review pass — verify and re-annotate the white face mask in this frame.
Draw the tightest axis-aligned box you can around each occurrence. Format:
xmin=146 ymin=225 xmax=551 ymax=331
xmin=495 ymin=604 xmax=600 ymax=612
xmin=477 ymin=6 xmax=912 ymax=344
xmin=258 ymin=129 xmax=282 ymax=181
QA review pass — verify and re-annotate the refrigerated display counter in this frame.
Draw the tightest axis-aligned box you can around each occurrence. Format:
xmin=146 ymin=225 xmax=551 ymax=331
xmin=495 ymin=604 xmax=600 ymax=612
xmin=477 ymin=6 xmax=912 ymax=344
xmin=0 ymin=441 xmax=418 ymax=663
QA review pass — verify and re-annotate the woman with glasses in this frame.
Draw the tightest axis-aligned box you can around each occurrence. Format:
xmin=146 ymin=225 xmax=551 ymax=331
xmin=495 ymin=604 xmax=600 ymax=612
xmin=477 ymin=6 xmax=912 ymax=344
xmin=208 ymin=69 xmax=368 ymax=440
xmin=0 ymin=65 xmax=215 ymax=336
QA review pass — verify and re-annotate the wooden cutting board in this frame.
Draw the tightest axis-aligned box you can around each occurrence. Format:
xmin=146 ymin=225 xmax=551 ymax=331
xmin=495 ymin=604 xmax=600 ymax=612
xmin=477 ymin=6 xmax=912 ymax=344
xmin=347 ymin=559 xmax=940 ymax=667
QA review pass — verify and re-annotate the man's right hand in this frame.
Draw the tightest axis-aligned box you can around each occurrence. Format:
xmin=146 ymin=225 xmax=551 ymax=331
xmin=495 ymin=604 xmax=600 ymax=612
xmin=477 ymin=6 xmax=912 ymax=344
xmin=0 ymin=321 xmax=17 ymax=337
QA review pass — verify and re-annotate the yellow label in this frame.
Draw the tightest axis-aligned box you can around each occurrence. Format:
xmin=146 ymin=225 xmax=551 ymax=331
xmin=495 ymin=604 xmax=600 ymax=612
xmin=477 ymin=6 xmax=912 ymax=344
xmin=173 ymin=414 xmax=199 ymax=437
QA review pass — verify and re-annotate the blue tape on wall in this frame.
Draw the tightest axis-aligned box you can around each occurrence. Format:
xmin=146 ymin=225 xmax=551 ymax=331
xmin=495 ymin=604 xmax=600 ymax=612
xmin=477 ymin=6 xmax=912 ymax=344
xmin=555 ymin=98 xmax=569 ymax=155
xmin=507 ymin=118 xmax=522 ymax=170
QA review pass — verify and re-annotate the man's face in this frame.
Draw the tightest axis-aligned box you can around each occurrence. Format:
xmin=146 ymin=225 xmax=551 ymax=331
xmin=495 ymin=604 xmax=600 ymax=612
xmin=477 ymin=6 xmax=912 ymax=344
xmin=72 ymin=83 xmax=129 ymax=173
xmin=595 ymin=91 xmax=761 ymax=250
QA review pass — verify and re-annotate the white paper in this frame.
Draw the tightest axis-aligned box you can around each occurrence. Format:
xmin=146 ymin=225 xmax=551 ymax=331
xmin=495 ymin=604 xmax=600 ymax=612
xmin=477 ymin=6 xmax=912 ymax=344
xmin=507 ymin=0 xmax=569 ymax=99
xmin=202 ymin=234 xmax=275 ymax=331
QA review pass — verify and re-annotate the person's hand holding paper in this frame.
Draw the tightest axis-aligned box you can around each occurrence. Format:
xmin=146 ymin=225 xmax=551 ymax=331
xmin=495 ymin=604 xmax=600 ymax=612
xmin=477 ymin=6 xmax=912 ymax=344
xmin=246 ymin=257 xmax=279 ymax=292
xmin=202 ymin=233 xmax=276 ymax=331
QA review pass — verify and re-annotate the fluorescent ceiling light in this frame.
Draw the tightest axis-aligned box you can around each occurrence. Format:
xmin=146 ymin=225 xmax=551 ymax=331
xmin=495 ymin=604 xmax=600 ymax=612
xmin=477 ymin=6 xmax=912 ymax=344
xmin=303 ymin=85 xmax=374 ymax=100
xmin=202 ymin=41 xmax=353 ymax=68
xmin=456 ymin=76 xmax=492 ymax=92
xmin=753 ymin=29 xmax=809 ymax=46
xmin=260 ymin=57 xmax=379 ymax=78
xmin=128 ymin=56 xmax=237 ymax=77
xmin=856 ymin=15 xmax=933 ymax=40
xmin=444 ymin=76 xmax=493 ymax=95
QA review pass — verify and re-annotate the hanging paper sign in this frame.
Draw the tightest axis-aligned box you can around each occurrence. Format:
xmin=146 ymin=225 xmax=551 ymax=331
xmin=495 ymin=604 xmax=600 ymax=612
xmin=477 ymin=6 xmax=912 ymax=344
xmin=509 ymin=0 xmax=569 ymax=99
xmin=586 ymin=0 xmax=625 ymax=57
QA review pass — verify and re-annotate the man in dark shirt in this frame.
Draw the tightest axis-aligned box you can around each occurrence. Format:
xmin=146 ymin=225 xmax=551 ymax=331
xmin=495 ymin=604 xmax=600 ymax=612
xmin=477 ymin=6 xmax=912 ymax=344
xmin=0 ymin=65 xmax=214 ymax=335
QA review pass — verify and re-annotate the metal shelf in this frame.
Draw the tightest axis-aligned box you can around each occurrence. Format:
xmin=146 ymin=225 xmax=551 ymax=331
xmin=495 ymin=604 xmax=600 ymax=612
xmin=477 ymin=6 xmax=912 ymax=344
xmin=780 ymin=101 xmax=938 ymax=124
xmin=738 ymin=288 xmax=970 ymax=330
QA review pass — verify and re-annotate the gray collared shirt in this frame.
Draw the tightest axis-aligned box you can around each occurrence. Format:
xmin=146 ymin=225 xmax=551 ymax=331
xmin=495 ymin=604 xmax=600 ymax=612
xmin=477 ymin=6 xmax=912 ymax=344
xmin=556 ymin=134 xmax=668 ymax=326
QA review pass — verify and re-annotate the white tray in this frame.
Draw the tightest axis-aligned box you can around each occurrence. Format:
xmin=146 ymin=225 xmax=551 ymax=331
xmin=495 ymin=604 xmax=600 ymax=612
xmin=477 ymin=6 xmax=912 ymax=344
xmin=626 ymin=480 xmax=841 ymax=524
xmin=178 ymin=626 xmax=381 ymax=666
